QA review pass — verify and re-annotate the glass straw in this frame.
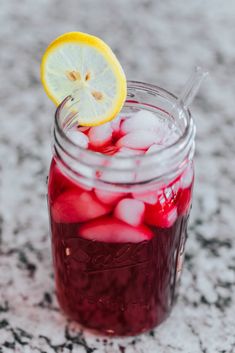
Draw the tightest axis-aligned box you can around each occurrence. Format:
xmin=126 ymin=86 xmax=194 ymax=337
xmin=177 ymin=66 xmax=208 ymax=109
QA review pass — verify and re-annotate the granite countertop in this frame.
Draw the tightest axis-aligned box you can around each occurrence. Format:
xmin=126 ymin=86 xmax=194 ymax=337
xmin=0 ymin=0 xmax=235 ymax=352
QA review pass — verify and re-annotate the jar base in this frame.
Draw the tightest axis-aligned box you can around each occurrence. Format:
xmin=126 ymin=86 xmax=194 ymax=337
xmin=58 ymin=295 xmax=176 ymax=337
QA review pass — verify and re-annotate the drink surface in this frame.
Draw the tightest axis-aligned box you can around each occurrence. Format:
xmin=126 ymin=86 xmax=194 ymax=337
xmin=48 ymin=110 xmax=194 ymax=335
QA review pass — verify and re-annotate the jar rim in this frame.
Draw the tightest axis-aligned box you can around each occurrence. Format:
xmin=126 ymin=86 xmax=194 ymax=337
xmin=55 ymin=80 xmax=193 ymax=158
xmin=53 ymin=80 xmax=196 ymax=187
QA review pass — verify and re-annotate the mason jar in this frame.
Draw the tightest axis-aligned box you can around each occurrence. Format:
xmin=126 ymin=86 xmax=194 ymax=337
xmin=47 ymin=81 xmax=196 ymax=336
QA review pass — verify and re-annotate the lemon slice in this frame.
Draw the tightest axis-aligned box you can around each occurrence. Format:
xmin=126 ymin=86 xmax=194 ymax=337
xmin=40 ymin=32 xmax=127 ymax=126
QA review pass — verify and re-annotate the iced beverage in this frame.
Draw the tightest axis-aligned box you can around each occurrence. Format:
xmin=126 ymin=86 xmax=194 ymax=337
xmin=48 ymin=85 xmax=195 ymax=336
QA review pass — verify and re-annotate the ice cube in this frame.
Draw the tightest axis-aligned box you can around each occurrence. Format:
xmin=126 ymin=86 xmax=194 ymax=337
xmin=114 ymin=198 xmax=145 ymax=226
xmin=66 ymin=130 xmax=89 ymax=148
xmin=132 ymin=190 xmax=158 ymax=205
xmin=101 ymin=150 xmax=137 ymax=173
xmin=52 ymin=190 xmax=111 ymax=223
xmin=153 ymin=121 xmax=171 ymax=144
xmin=121 ymin=110 xmax=158 ymax=134
xmin=116 ymin=131 xmax=159 ymax=150
xmin=94 ymin=189 xmax=125 ymax=205
xmin=163 ymin=128 xmax=180 ymax=145
xmin=79 ymin=216 xmax=153 ymax=243
xmin=100 ymin=169 xmax=136 ymax=183
xmin=88 ymin=123 xmax=113 ymax=147
xmin=98 ymin=146 xmax=143 ymax=183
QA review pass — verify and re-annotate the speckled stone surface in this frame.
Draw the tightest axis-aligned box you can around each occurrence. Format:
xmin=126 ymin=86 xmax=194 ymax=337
xmin=1 ymin=0 xmax=235 ymax=352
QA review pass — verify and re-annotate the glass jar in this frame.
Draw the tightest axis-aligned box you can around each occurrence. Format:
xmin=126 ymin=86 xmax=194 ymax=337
xmin=48 ymin=81 xmax=195 ymax=336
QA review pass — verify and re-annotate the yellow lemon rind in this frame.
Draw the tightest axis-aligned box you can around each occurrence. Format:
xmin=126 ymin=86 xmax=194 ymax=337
xmin=40 ymin=31 xmax=127 ymax=126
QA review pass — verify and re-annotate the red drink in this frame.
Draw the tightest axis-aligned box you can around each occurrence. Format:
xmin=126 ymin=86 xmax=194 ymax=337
xmin=49 ymin=164 xmax=192 ymax=335
xmin=48 ymin=83 xmax=195 ymax=336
